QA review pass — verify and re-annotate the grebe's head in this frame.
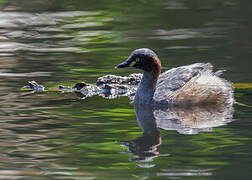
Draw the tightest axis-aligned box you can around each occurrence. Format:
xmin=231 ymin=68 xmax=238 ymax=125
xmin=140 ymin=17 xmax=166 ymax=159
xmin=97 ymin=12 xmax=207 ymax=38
xmin=116 ymin=48 xmax=161 ymax=77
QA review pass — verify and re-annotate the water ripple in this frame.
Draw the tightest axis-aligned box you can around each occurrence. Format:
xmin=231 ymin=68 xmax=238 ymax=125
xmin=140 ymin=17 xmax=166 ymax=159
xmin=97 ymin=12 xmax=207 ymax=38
xmin=0 ymin=69 xmax=51 ymax=77
xmin=0 ymin=11 xmax=101 ymax=28
xmin=0 ymin=10 xmax=114 ymax=55
xmin=150 ymin=28 xmax=225 ymax=40
xmin=163 ymin=0 xmax=187 ymax=10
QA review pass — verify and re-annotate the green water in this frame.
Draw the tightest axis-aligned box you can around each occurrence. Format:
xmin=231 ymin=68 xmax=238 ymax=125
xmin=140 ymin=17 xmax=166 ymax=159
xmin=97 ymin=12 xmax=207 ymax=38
xmin=0 ymin=0 xmax=252 ymax=179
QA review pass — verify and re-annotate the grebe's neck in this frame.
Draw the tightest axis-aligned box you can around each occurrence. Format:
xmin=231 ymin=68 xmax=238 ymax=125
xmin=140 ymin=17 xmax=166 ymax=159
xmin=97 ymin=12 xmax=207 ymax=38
xmin=135 ymin=71 xmax=159 ymax=104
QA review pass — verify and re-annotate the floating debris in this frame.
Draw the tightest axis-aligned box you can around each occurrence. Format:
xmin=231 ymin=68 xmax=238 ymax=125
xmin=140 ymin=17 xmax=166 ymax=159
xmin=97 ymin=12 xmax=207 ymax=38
xmin=26 ymin=81 xmax=45 ymax=92
xmin=72 ymin=82 xmax=88 ymax=90
xmin=23 ymin=73 xmax=142 ymax=100
xmin=96 ymin=73 xmax=142 ymax=86
xmin=57 ymin=73 xmax=142 ymax=100
xmin=58 ymin=85 xmax=75 ymax=92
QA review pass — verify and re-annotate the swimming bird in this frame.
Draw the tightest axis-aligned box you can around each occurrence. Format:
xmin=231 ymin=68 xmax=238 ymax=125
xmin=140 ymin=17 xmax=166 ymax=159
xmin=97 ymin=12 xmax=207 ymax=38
xmin=116 ymin=48 xmax=233 ymax=106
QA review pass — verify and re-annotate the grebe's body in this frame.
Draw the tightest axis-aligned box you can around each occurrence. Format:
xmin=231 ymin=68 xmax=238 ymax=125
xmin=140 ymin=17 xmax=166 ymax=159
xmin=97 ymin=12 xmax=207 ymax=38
xmin=116 ymin=48 xmax=233 ymax=106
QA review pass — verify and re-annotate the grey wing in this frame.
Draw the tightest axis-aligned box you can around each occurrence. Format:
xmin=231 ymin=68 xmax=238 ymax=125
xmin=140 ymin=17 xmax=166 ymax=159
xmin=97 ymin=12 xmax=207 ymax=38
xmin=154 ymin=63 xmax=213 ymax=102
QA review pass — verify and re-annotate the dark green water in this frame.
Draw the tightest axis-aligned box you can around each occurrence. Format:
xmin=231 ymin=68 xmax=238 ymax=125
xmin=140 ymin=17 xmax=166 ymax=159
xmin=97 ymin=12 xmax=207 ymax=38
xmin=0 ymin=0 xmax=252 ymax=179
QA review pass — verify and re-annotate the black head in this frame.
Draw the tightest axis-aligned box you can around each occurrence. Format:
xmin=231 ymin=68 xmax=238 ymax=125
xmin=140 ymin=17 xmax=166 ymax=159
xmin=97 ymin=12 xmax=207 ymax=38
xmin=116 ymin=48 xmax=161 ymax=76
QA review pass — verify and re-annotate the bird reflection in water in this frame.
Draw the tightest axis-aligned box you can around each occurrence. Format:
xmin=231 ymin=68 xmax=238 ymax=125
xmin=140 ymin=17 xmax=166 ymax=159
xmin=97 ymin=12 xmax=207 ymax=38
xmin=119 ymin=103 xmax=162 ymax=162
xmin=119 ymin=102 xmax=233 ymax=162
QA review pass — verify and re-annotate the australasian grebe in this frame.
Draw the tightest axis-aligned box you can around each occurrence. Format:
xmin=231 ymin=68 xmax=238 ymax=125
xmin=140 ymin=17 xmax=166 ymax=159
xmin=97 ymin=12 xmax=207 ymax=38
xmin=116 ymin=48 xmax=233 ymax=106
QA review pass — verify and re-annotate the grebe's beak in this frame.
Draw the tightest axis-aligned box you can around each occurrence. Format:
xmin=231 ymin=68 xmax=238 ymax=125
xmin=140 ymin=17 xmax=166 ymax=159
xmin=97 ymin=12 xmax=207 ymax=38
xmin=115 ymin=57 xmax=133 ymax=68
